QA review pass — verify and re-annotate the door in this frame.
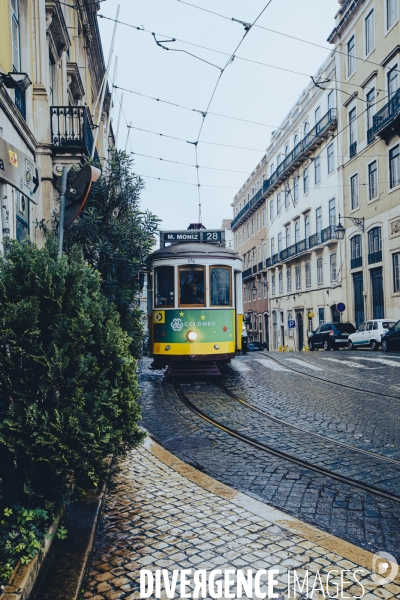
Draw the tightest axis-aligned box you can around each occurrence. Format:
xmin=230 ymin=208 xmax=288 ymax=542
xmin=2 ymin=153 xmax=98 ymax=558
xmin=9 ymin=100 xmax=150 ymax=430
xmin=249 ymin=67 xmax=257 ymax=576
xmin=273 ymin=311 xmax=278 ymax=350
xmin=353 ymin=272 xmax=364 ymax=329
xmin=297 ymin=313 xmax=304 ymax=350
xmin=371 ymin=267 xmax=384 ymax=319
xmin=353 ymin=321 xmax=366 ymax=345
xmin=264 ymin=314 xmax=269 ymax=350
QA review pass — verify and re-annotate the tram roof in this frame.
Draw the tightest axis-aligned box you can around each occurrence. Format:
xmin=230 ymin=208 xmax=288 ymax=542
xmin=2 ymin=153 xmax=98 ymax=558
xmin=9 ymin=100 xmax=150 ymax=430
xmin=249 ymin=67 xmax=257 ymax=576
xmin=150 ymin=243 xmax=240 ymax=261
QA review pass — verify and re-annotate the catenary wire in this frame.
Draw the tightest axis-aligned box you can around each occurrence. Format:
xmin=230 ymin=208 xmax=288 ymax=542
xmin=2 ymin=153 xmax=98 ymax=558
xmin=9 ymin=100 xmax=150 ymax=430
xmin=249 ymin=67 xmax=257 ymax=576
xmin=131 ymin=152 xmax=251 ymax=174
xmin=136 ymin=174 xmax=239 ymax=188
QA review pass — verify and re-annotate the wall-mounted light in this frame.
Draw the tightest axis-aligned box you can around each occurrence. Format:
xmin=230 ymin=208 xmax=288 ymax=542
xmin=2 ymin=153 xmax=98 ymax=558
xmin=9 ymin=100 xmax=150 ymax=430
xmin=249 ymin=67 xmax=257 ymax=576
xmin=0 ymin=72 xmax=32 ymax=91
xmin=336 ymin=213 xmax=365 ymax=240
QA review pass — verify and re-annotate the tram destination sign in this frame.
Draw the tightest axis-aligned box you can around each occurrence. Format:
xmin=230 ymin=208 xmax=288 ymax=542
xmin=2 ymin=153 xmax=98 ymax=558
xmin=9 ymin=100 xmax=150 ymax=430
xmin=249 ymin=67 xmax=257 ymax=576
xmin=160 ymin=229 xmax=225 ymax=247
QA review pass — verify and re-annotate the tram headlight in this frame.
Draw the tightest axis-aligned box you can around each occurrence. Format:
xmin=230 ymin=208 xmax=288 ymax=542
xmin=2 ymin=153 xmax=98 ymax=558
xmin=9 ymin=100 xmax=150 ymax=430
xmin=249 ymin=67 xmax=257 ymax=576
xmin=186 ymin=330 xmax=198 ymax=342
xmin=165 ymin=345 xmax=171 ymax=351
xmin=214 ymin=344 xmax=220 ymax=350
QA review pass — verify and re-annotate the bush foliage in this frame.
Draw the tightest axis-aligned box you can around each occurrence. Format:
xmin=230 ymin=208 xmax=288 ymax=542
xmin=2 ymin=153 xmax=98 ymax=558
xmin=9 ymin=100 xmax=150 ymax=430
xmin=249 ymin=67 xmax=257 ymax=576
xmin=0 ymin=236 xmax=144 ymax=505
xmin=62 ymin=150 xmax=159 ymax=357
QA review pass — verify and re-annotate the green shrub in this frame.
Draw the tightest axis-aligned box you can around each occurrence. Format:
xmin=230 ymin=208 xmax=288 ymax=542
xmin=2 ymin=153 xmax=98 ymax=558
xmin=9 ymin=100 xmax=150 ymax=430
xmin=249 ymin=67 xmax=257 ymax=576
xmin=0 ymin=236 xmax=144 ymax=505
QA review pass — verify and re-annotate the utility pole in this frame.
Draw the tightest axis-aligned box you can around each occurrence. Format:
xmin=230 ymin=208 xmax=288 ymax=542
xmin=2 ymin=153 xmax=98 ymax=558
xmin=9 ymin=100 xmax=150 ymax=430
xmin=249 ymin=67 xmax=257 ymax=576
xmin=125 ymin=122 xmax=132 ymax=152
xmin=58 ymin=166 xmax=68 ymax=258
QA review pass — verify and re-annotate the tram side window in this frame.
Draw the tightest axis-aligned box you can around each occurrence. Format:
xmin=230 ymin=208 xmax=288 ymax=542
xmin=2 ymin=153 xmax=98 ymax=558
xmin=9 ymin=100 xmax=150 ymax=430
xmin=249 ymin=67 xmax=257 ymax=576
xmin=155 ymin=266 xmax=174 ymax=307
xmin=210 ymin=267 xmax=231 ymax=307
xmin=179 ymin=266 xmax=205 ymax=306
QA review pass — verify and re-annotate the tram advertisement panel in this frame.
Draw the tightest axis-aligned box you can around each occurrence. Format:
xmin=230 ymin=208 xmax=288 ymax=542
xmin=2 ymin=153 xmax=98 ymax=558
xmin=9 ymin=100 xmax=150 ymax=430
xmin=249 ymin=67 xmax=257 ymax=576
xmin=153 ymin=309 xmax=235 ymax=350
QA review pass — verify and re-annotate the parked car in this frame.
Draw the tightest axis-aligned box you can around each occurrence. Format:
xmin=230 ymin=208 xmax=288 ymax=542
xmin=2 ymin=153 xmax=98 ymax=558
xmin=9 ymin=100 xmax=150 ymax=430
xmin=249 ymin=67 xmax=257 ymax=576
xmin=381 ymin=319 xmax=400 ymax=352
xmin=308 ymin=322 xmax=356 ymax=351
xmin=247 ymin=342 xmax=264 ymax=352
xmin=348 ymin=319 xmax=396 ymax=351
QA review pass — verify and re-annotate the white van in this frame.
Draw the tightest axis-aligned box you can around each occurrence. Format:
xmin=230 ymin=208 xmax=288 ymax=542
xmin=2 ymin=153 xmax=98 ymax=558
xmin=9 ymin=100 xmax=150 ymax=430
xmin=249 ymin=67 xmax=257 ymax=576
xmin=348 ymin=319 xmax=396 ymax=351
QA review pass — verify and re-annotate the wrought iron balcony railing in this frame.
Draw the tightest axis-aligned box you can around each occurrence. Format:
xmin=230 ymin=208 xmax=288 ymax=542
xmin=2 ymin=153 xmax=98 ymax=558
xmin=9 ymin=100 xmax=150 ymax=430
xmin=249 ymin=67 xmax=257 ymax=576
xmin=231 ymin=108 xmax=337 ymax=230
xmin=368 ymin=250 xmax=382 ymax=265
xmin=242 ymin=267 xmax=253 ymax=280
xmin=50 ymin=106 xmax=94 ymax=157
xmin=350 ymin=256 xmax=362 ymax=269
xmin=349 ymin=142 xmax=357 ymax=158
xmin=265 ymin=226 xmax=337 ymax=269
xmin=367 ymin=88 xmax=400 ymax=144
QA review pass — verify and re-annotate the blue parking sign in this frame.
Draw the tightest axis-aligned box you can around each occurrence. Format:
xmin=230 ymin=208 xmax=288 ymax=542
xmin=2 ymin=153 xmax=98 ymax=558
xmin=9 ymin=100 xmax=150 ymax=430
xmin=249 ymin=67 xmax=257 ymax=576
xmin=288 ymin=320 xmax=296 ymax=329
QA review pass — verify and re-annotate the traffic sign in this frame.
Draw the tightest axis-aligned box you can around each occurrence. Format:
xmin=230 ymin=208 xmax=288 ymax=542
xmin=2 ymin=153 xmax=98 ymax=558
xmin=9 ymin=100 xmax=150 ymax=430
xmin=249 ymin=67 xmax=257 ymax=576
xmin=337 ymin=302 xmax=346 ymax=313
xmin=0 ymin=137 xmax=41 ymax=203
xmin=288 ymin=319 xmax=296 ymax=329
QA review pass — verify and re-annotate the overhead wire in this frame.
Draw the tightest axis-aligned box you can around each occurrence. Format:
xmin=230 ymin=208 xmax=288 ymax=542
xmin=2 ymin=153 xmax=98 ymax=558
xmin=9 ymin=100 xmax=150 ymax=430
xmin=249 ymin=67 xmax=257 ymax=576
xmin=131 ymin=152 xmax=251 ymax=174
xmin=136 ymin=174 xmax=239 ymax=188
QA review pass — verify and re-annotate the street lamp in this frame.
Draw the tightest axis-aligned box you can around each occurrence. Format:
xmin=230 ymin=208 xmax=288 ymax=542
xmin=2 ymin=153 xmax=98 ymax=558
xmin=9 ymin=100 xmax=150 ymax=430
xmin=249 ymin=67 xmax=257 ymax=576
xmin=335 ymin=213 xmax=364 ymax=240
xmin=0 ymin=72 xmax=32 ymax=91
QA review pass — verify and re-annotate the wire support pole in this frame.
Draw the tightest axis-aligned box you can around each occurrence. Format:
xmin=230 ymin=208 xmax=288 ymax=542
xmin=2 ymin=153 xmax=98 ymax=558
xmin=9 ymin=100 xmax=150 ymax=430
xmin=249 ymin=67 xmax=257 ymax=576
xmin=58 ymin=166 xmax=68 ymax=258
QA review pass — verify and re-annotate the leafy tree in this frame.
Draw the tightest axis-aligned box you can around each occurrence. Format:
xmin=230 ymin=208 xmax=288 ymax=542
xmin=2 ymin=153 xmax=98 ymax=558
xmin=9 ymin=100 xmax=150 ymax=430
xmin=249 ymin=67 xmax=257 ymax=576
xmin=62 ymin=150 xmax=159 ymax=357
xmin=0 ymin=236 xmax=144 ymax=505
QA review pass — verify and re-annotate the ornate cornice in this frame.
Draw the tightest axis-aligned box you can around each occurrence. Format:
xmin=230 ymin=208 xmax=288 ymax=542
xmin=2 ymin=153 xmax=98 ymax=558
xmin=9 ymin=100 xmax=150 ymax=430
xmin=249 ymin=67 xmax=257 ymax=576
xmin=45 ymin=0 xmax=71 ymax=61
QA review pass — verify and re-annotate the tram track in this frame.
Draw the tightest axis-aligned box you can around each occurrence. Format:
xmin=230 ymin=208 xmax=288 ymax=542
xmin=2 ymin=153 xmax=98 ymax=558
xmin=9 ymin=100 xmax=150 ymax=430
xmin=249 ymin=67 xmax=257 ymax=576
xmin=258 ymin=353 xmax=400 ymax=401
xmin=173 ymin=379 xmax=400 ymax=504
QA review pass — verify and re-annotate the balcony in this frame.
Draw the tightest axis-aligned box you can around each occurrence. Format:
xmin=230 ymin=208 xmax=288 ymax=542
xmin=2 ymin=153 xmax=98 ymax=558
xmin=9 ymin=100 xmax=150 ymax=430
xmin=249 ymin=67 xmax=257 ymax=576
xmin=349 ymin=142 xmax=357 ymax=158
xmin=266 ymin=226 xmax=337 ymax=269
xmin=50 ymin=106 xmax=94 ymax=158
xmin=231 ymin=108 xmax=337 ymax=230
xmin=351 ymin=256 xmax=362 ymax=269
xmin=367 ymin=88 xmax=400 ymax=144
xmin=368 ymin=250 xmax=382 ymax=265
xmin=242 ymin=267 xmax=253 ymax=280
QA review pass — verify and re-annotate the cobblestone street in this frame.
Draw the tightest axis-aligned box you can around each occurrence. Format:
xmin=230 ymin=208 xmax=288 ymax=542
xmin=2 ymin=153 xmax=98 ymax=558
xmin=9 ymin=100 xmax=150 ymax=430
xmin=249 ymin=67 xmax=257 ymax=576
xmin=82 ymin=351 xmax=400 ymax=599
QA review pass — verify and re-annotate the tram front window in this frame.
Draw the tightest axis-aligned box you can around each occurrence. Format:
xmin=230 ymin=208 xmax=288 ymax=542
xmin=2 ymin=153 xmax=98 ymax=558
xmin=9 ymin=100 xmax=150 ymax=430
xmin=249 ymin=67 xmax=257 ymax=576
xmin=210 ymin=267 xmax=231 ymax=306
xmin=155 ymin=266 xmax=174 ymax=307
xmin=179 ymin=267 xmax=205 ymax=306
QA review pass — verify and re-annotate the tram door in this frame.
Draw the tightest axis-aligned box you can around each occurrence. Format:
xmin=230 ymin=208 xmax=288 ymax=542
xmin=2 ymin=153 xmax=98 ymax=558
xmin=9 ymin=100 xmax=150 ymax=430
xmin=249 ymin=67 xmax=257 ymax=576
xmin=297 ymin=312 xmax=304 ymax=351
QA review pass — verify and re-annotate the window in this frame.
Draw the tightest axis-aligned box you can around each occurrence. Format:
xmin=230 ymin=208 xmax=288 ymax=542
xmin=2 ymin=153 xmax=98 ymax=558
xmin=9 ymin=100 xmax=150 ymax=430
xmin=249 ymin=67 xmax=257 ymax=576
xmin=277 ymin=154 xmax=282 ymax=166
xmin=244 ymin=285 xmax=247 ymax=303
xmin=390 ymin=144 xmax=400 ymax=188
xmin=270 ymin=199 xmax=274 ymax=220
xmin=295 ymin=265 xmax=301 ymax=289
xmin=306 ymin=262 xmax=311 ymax=287
xmin=263 ymin=243 xmax=267 ymax=261
xmin=349 ymin=107 xmax=357 ymax=148
xmin=257 ymin=246 xmax=261 ymax=265
xmin=318 ymin=307 xmax=325 ymax=325
xmin=247 ymin=223 xmax=250 ymax=240
xmin=279 ymin=271 xmax=283 ymax=293
xmin=368 ymin=227 xmax=382 ymax=255
xmin=365 ymin=10 xmax=375 ymax=56
xmin=347 ymin=35 xmax=356 ymax=76
xmin=293 ymin=176 xmax=299 ymax=202
xmin=350 ymin=174 xmax=359 ymax=209
xmin=285 ymin=226 xmax=291 ymax=248
xmin=49 ymin=58 xmax=54 ymax=105
xmin=294 ymin=134 xmax=299 ymax=148
xmin=315 ymin=156 xmax=321 ymax=184
xmin=387 ymin=0 xmax=398 ymax=29
xmin=251 ymin=218 xmax=255 ymax=236
xmin=262 ymin=206 xmax=266 ymax=228
xmin=328 ymin=90 xmax=335 ymax=112
xmin=155 ymin=266 xmax=175 ymax=307
xmin=366 ymin=88 xmax=376 ymax=131
xmin=252 ymin=187 xmax=255 ymax=197
xmin=303 ymin=167 xmax=309 ymax=193
xmin=277 ymin=193 xmax=282 ymax=214
xmin=179 ymin=267 xmax=205 ymax=306
xmin=11 ymin=0 xmax=21 ymax=71
xmin=368 ymin=161 xmax=378 ymax=200
xmin=351 ymin=235 xmax=362 ymax=260
xmin=287 ymin=268 xmax=292 ymax=292
xmin=394 ymin=253 xmax=400 ymax=292
xmin=270 ymin=163 xmax=274 ymax=177
xmin=305 ymin=214 xmax=310 ymax=239
xmin=271 ymin=238 xmax=275 ymax=256
xmin=235 ymin=233 xmax=238 ymax=249
xmin=330 ymin=254 xmax=337 ymax=282
xmin=327 ymin=143 xmax=334 ymax=174
xmin=304 ymin=122 xmax=309 ymax=136
xmin=263 ymin=277 xmax=268 ymax=298
xmin=328 ymin=199 xmax=335 ymax=227
xmin=388 ymin=65 xmax=399 ymax=100
xmin=315 ymin=106 xmax=321 ymax=125
xmin=317 ymin=258 xmax=323 ymax=284
xmin=285 ymin=145 xmax=290 ymax=156
xmin=278 ymin=232 xmax=282 ymax=253
xmin=258 ymin=280 xmax=262 ymax=300
xmin=210 ymin=267 xmax=232 ymax=306
xmin=316 ymin=207 xmax=322 ymax=234
xmin=271 ymin=274 xmax=276 ymax=295
xmin=295 ymin=221 xmax=300 ymax=244
xmin=256 ymin=212 xmax=260 ymax=232
xmin=285 ymin=185 xmax=290 ymax=209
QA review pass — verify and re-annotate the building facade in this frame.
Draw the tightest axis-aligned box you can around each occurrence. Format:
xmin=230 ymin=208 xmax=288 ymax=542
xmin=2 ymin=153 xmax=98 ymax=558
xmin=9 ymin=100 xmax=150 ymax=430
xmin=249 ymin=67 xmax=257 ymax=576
xmin=0 ymin=0 xmax=112 ymax=248
xmin=328 ymin=0 xmax=400 ymax=327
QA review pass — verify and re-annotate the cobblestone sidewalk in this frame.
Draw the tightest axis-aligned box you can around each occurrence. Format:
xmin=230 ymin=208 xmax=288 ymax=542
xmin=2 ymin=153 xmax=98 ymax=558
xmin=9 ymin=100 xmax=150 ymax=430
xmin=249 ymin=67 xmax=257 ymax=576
xmin=83 ymin=438 xmax=400 ymax=600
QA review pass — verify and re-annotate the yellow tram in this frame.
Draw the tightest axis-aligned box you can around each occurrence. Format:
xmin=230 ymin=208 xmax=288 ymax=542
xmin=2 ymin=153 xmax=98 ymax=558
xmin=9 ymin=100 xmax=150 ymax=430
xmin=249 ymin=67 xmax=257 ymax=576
xmin=147 ymin=226 xmax=243 ymax=371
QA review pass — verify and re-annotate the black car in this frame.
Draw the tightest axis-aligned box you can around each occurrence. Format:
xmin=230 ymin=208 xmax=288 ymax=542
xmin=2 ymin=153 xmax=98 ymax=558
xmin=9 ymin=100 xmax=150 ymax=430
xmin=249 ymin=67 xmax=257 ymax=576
xmin=308 ymin=322 xmax=356 ymax=351
xmin=381 ymin=319 xmax=400 ymax=352
xmin=247 ymin=342 xmax=264 ymax=352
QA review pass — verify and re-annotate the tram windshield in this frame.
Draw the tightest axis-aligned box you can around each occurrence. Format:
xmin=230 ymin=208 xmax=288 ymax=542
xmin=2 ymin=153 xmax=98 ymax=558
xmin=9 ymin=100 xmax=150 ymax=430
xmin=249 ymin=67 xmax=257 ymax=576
xmin=210 ymin=267 xmax=231 ymax=306
xmin=179 ymin=266 xmax=205 ymax=306
xmin=155 ymin=266 xmax=174 ymax=307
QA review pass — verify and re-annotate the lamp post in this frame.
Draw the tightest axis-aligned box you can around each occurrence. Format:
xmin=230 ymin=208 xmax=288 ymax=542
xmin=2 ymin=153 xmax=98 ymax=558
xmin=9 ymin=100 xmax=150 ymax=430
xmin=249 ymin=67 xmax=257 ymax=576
xmin=335 ymin=214 xmax=365 ymax=239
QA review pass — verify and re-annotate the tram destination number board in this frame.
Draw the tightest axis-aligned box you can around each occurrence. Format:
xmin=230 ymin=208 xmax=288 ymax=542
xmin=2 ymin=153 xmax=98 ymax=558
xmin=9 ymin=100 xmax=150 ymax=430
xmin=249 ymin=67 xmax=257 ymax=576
xmin=161 ymin=230 xmax=223 ymax=246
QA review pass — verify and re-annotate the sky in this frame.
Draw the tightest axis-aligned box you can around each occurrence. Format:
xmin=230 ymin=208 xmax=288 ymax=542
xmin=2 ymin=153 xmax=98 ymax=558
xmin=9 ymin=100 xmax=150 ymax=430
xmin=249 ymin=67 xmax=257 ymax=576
xmin=98 ymin=0 xmax=340 ymax=232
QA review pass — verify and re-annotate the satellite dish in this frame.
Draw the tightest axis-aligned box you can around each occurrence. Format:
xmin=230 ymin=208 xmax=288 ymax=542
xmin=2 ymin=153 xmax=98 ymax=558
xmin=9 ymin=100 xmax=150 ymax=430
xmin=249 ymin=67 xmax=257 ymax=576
xmin=64 ymin=165 xmax=101 ymax=228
